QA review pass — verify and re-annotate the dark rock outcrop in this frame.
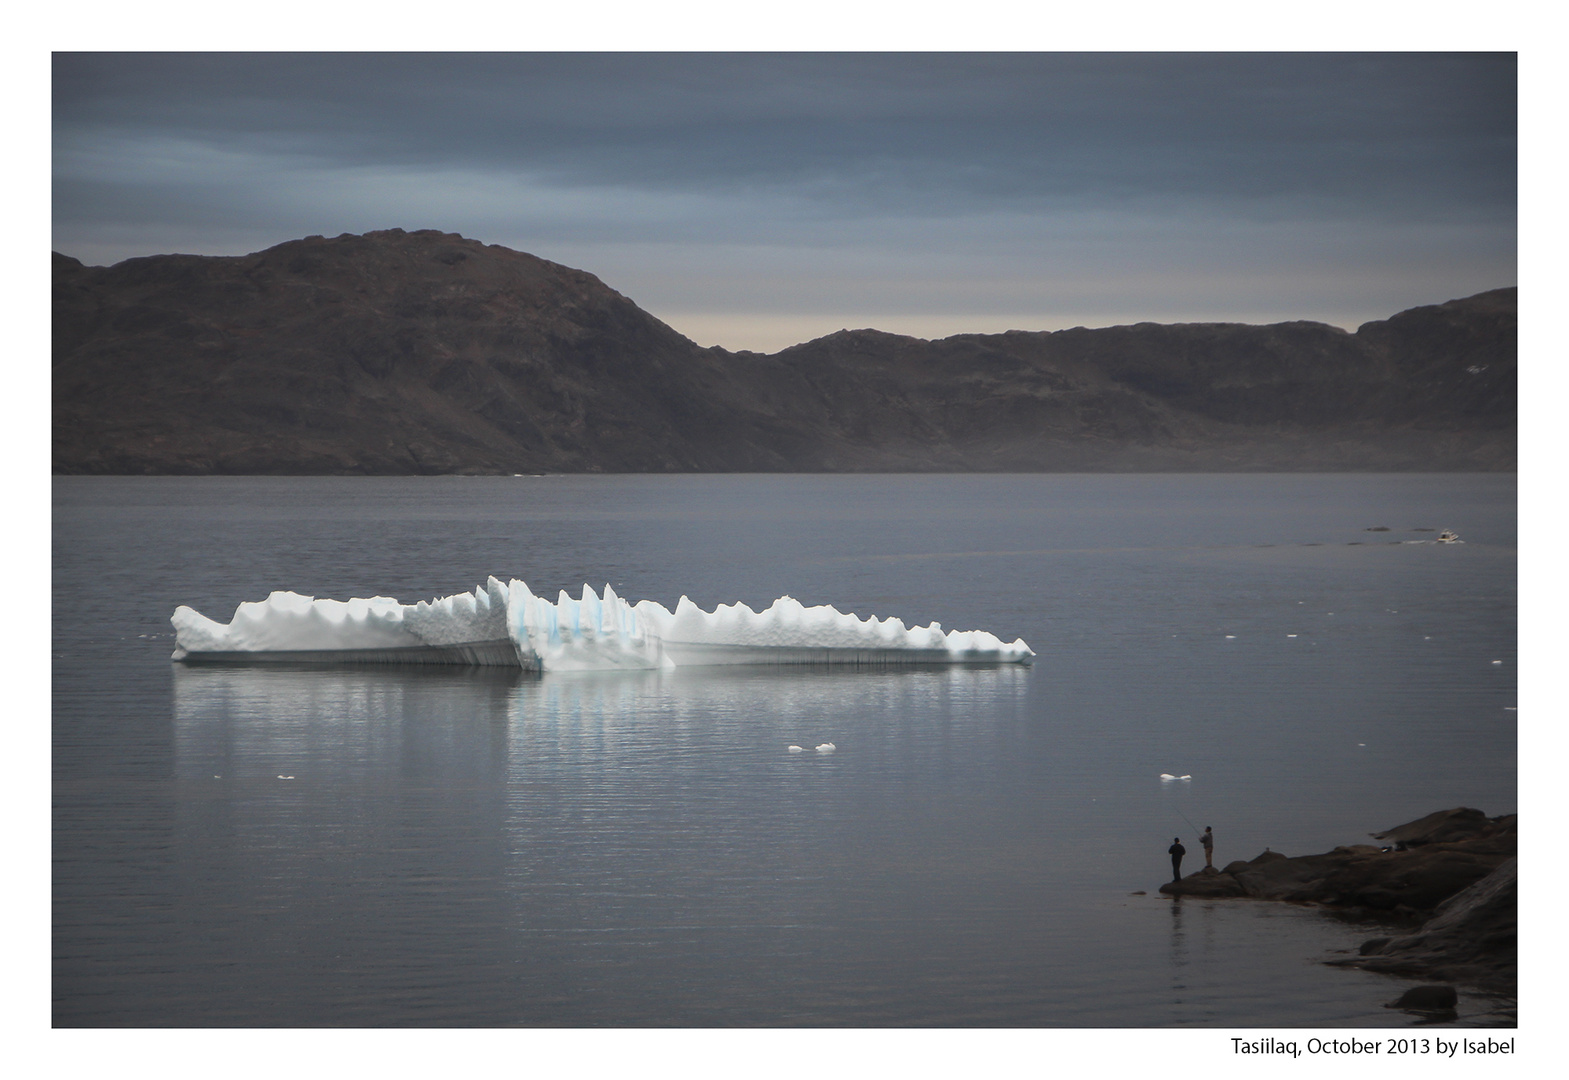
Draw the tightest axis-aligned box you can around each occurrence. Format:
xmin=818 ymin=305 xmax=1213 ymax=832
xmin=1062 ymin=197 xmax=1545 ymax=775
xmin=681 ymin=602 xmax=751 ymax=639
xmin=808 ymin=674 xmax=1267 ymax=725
xmin=1160 ymin=809 xmax=1516 ymax=994
xmin=1161 ymin=865 xmax=1246 ymax=898
xmin=1387 ymin=985 xmax=1459 ymax=1012
xmin=53 ymin=230 xmax=1517 ymax=475
xmin=1331 ymin=858 xmax=1517 ymax=994
xmin=1372 ymin=806 xmax=1495 ymax=850
xmin=1162 ymin=810 xmax=1514 ymax=907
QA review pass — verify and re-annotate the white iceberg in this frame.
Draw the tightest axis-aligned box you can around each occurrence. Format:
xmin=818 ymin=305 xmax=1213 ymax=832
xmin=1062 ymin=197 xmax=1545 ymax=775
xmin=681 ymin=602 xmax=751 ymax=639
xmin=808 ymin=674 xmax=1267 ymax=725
xmin=171 ymin=579 xmax=1034 ymax=672
xmin=170 ymin=577 xmax=518 ymax=666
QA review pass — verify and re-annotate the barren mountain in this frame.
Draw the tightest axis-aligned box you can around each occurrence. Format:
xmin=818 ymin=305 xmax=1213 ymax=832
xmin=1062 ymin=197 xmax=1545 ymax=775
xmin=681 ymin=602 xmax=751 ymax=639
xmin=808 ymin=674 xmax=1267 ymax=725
xmin=52 ymin=229 xmax=1515 ymax=474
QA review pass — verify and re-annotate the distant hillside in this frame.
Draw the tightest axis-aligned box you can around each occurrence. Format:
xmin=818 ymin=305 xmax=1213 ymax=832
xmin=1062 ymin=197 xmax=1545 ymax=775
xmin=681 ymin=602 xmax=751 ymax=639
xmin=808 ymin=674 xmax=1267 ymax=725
xmin=52 ymin=229 xmax=1516 ymax=474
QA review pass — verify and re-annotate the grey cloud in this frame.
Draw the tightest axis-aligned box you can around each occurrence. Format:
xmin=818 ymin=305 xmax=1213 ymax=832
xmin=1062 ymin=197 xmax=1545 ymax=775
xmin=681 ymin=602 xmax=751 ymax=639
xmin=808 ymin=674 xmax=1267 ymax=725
xmin=51 ymin=53 xmax=1515 ymax=350
xmin=54 ymin=53 xmax=1514 ymax=214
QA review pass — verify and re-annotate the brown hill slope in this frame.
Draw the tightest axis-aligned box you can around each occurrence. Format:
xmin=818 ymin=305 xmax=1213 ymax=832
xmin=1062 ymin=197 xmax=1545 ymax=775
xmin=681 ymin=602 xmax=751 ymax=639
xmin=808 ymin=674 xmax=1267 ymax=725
xmin=52 ymin=229 xmax=1515 ymax=474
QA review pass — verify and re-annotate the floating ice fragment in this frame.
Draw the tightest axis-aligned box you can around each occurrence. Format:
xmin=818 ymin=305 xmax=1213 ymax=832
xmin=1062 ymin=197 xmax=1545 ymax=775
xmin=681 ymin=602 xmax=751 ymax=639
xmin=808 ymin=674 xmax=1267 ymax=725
xmin=1492 ymin=660 xmax=1503 ymax=665
xmin=1159 ymin=773 xmax=1192 ymax=781
xmin=170 ymin=579 xmax=1035 ymax=672
xmin=787 ymin=745 xmax=804 ymax=753
xmin=277 ymin=775 xmax=295 ymax=780
xmin=816 ymin=743 xmax=836 ymax=752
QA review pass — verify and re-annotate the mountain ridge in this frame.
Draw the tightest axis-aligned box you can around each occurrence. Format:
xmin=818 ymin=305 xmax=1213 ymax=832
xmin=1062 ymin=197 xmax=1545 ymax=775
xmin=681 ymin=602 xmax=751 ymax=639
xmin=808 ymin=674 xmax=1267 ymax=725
xmin=52 ymin=229 xmax=1516 ymax=474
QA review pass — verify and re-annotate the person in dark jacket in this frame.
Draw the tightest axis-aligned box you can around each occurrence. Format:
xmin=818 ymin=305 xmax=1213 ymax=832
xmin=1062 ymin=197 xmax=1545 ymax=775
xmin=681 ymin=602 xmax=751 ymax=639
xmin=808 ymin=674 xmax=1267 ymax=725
xmin=1168 ymin=838 xmax=1186 ymax=881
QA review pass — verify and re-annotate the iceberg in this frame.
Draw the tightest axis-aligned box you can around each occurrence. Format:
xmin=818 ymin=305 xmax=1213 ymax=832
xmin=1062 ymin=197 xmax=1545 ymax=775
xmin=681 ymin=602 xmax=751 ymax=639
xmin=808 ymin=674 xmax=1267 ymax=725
xmin=171 ymin=578 xmax=1034 ymax=671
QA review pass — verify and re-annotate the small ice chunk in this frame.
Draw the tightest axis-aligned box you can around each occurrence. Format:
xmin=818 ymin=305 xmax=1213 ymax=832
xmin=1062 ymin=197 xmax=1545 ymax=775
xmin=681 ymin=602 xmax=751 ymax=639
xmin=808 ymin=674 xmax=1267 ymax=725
xmin=787 ymin=745 xmax=804 ymax=753
xmin=815 ymin=742 xmax=836 ymax=752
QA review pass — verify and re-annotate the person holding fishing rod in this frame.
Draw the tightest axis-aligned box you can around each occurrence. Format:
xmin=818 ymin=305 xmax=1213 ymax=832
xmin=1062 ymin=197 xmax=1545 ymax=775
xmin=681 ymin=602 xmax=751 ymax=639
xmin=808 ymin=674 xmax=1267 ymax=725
xmin=1166 ymin=806 xmax=1214 ymax=881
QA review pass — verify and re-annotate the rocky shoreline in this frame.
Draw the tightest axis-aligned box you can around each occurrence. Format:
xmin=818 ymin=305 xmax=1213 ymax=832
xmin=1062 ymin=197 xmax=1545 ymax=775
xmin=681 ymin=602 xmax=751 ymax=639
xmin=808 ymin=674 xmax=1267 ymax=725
xmin=1159 ymin=808 xmax=1516 ymax=1006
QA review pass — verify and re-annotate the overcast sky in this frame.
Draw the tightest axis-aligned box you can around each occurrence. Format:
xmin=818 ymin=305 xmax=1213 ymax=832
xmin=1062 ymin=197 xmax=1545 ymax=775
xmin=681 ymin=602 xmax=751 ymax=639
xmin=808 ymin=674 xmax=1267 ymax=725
xmin=52 ymin=52 xmax=1516 ymax=352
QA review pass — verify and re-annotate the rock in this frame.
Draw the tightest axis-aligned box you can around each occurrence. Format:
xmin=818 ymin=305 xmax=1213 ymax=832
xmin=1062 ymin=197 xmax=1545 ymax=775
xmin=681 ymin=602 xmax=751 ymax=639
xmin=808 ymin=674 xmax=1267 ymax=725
xmin=1218 ymin=850 xmax=1288 ymax=877
xmin=1230 ymin=851 xmax=1353 ymax=901
xmin=1324 ymin=845 xmax=1509 ymax=910
xmin=1387 ymin=985 xmax=1458 ymax=1011
xmin=1331 ymin=858 xmax=1516 ymax=994
xmin=1214 ymin=814 xmax=1514 ymax=907
xmin=1155 ymin=810 xmax=1516 ymax=996
xmin=1371 ymin=807 xmax=1493 ymax=850
xmin=1159 ymin=870 xmax=1246 ymax=898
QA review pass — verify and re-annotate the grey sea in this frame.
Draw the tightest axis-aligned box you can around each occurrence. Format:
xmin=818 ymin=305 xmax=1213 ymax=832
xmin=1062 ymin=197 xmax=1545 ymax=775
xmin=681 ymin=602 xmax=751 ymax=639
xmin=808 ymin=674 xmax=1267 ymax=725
xmin=52 ymin=473 xmax=1517 ymax=1027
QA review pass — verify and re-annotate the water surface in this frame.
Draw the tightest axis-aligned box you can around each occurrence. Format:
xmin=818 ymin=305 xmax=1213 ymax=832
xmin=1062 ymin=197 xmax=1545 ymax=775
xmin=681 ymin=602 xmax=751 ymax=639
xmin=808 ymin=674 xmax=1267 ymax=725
xmin=53 ymin=474 xmax=1517 ymax=1026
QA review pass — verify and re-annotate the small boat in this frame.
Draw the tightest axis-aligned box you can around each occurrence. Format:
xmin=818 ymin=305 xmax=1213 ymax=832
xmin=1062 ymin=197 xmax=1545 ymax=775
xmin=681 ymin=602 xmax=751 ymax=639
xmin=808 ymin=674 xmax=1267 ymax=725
xmin=1436 ymin=530 xmax=1464 ymax=544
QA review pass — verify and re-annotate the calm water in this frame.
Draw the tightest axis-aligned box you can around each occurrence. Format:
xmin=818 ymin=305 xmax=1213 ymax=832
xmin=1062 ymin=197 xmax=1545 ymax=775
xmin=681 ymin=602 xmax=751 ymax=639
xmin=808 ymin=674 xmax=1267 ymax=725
xmin=52 ymin=474 xmax=1517 ymax=1026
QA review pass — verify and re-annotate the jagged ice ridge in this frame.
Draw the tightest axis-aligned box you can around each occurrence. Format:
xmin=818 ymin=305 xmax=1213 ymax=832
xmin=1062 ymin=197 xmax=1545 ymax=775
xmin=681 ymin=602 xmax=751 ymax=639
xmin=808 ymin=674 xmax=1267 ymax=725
xmin=171 ymin=579 xmax=1035 ymax=671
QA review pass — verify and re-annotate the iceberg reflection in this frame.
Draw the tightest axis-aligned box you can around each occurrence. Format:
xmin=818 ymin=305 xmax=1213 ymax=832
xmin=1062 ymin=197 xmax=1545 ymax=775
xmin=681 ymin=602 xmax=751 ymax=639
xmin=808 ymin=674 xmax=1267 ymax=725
xmin=172 ymin=662 xmax=1033 ymax=784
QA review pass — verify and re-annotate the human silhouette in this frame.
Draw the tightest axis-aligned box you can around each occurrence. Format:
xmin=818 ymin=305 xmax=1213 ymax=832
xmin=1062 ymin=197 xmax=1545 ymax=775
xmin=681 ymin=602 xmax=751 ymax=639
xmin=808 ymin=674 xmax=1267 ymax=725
xmin=1201 ymin=826 xmax=1214 ymax=868
xmin=1168 ymin=837 xmax=1186 ymax=881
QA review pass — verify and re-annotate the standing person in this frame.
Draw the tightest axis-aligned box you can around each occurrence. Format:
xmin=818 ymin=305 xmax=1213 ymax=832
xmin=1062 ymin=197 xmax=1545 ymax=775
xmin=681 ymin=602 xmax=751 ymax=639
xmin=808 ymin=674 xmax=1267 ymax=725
xmin=1168 ymin=837 xmax=1186 ymax=881
xmin=1201 ymin=826 xmax=1214 ymax=869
